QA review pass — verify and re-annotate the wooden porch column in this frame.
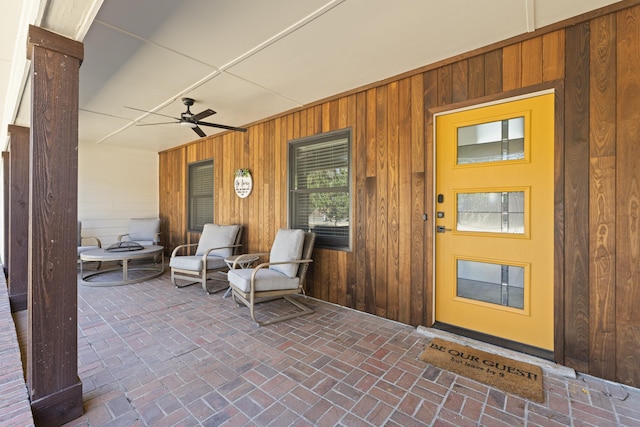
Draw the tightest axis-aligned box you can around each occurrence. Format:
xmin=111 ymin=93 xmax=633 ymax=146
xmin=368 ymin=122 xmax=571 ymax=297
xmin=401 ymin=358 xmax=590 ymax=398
xmin=26 ymin=25 xmax=83 ymax=426
xmin=2 ymin=151 xmax=9 ymax=276
xmin=7 ymin=125 xmax=30 ymax=312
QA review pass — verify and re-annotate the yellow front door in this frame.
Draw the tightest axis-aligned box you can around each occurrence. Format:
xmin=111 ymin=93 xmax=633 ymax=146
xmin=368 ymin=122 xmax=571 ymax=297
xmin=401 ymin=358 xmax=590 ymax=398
xmin=435 ymin=92 xmax=554 ymax=351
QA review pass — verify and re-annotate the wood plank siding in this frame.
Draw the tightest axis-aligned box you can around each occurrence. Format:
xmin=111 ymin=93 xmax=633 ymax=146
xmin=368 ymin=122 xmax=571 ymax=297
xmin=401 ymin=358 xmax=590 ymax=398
xmin=159 ymin=2 xmax=640 ymax=387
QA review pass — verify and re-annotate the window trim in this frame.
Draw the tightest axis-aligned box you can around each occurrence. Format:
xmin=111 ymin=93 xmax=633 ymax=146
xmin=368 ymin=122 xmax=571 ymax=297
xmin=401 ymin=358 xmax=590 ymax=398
xmin=187 ymin=159 xmax=214 ymax=233
xmin=288 ymin=128 xmax=352 ymax=251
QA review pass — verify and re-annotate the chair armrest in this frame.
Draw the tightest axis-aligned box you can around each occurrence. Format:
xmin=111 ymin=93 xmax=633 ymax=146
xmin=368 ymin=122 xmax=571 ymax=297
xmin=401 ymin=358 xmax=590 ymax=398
xmin=171 ymin=243 xmax=198 ymax=257
xmin=201 ymin=244 xmax=243 ymax=259
xmin=250 ymin=259 xmax=313 ymax=270
xmin=249 ymin=259 xmax=313 ymax=291
xmin=81 ymin=236 xmax=102 ymax=248
xmin=117 ymin=233 xmax=129 ymax=242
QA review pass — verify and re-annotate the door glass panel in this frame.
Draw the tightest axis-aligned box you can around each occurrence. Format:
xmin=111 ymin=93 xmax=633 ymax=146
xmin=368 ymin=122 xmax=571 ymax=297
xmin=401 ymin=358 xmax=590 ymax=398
xmin=457 ymin=117 xmax=524 ymax=164
xmin=456 ymin=259 xmax=524 ymax=309
xmin=457 ymin=191 xmax=525 ymax=234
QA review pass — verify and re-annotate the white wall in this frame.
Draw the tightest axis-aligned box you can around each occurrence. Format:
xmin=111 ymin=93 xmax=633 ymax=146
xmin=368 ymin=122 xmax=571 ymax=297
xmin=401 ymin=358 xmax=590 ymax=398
xmin=78 ymin=143 xmax=158 ymax=246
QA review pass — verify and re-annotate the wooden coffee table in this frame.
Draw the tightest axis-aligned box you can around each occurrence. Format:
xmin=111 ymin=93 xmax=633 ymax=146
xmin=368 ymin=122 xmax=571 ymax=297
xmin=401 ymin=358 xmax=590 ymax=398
xmin=80 ymin=245 xmax=164 ymax=286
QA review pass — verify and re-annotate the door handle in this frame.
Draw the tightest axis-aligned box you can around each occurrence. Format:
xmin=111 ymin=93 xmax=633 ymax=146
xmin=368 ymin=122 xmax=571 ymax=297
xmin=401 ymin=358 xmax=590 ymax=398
xmin=436 ymin=226 xmax=452 ymax=233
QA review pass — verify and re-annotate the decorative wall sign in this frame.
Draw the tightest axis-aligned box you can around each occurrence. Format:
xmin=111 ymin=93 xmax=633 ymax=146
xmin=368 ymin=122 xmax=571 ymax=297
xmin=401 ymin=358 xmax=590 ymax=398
xmin=234 ymin=168 xmax=253 ymax=198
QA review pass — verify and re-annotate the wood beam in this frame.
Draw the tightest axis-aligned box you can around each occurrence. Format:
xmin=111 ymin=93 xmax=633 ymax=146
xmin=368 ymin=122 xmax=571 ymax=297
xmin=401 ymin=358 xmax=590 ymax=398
xmin=2 ymin=151 xmax=9 ymax=276
xmin=26 ymin=25 xmax=83 ymax=426
xmin=6 ymin=125 xmax=29 ymax=312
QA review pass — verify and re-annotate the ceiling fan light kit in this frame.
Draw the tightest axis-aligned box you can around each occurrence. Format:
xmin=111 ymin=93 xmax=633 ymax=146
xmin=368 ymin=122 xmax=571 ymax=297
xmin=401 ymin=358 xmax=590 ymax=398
xmin=128 ymin=97 xmax=247 ymax=137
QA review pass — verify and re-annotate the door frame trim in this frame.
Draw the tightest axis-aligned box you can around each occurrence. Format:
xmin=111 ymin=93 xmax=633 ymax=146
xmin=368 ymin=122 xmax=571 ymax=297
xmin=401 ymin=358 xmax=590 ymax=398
xmin=426 ymin=81 xmax=565 ymax=363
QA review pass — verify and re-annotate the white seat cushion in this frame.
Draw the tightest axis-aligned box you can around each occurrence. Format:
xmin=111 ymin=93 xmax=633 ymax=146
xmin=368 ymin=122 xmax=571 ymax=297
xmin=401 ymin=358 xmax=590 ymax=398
xmin=169 ymin=255 xmax=227 ymax=271
xmin=196 ymin=224 xmax=240 ymax=257
xmin=228 ymin=268 xmax=300 ymax=293
xmin=128 ymin=218 xmax=160 ymax=242
xmin=269 ymin=229 xmax=305 ymax=278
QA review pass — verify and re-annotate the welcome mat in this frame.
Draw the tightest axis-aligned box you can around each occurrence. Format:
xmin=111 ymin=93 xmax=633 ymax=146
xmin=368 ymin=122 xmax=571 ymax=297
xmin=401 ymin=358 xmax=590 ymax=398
xmin=419 ymin=338 xmax=544 ymax=403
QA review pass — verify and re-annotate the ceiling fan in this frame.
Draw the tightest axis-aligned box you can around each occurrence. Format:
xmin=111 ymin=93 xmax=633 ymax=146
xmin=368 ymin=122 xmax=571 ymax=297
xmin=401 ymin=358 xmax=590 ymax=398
xmin=127 ymin=97 xmax=247 ymax=137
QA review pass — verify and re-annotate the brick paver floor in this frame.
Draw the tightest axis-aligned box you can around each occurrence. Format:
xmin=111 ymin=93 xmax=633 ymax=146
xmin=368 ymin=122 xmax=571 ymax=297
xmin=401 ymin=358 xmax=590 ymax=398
xmin=59 ymin=270 xmax=640 ymax=426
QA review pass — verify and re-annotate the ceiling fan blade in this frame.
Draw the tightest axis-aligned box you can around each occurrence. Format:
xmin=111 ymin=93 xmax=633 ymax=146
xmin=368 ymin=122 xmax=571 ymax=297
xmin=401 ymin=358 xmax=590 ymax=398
xmin=193 ymin=125 xmax=206 ymax=138
xmin=136 ymin=121 xmax=179 ymax=126
xmin=191 ymin=108 xmax=216 ymax=122
xmin=197 ymin=121 xmax=248 ymax=132
xmin=125 ymin=106 xmax=180 ymax=120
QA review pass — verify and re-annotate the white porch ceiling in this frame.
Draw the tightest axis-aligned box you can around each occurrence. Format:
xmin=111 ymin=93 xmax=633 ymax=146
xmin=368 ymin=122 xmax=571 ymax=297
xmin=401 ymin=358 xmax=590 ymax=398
xmin=0 ymin=0 xmax=623 ymax=152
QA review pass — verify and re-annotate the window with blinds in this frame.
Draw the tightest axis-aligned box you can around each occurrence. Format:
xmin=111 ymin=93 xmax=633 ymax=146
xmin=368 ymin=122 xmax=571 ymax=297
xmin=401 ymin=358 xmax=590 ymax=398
xmin=188 ymin=159 xmax=213 ymax=232
xmin=289 ymin=129 xmax=351 ymax=250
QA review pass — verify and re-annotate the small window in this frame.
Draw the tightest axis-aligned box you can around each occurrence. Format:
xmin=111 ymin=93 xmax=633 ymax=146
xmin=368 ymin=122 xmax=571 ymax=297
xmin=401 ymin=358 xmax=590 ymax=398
xmin=289 ymin=129 xmax=351 ymax=250
xmin=456 ymin=116 xmax=525 ymax=164
xmin=188 ymin=159 xmax=213 ymax=232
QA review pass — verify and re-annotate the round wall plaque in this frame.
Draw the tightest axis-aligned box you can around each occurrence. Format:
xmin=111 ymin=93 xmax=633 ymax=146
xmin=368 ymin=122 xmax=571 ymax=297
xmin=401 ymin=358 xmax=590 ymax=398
xmin=234 ymin=169 xmax=252 ymax=198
